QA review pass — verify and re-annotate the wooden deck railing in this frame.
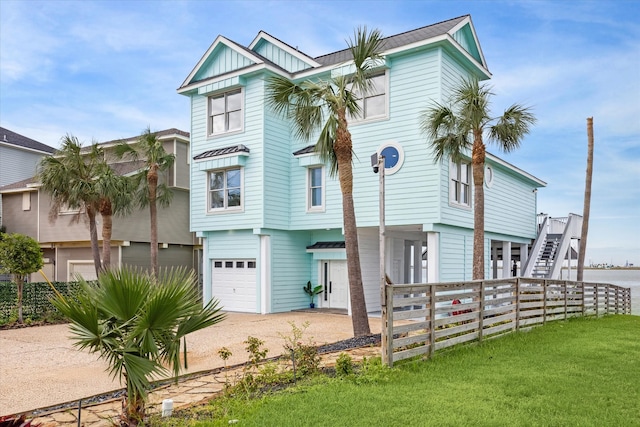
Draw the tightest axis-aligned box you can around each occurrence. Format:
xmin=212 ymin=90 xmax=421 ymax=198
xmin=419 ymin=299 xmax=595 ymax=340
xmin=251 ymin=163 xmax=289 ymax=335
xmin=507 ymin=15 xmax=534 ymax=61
xmin=381 ymin=278 xmax=631 ymax=366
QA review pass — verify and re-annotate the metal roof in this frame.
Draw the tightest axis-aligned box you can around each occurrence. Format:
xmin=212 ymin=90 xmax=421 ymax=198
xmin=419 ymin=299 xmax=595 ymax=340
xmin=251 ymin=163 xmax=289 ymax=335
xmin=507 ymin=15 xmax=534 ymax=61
xmin=306 ymin=241 xmax=346 ymax=250
xmin=193 ymin=144 xmax=250 ymax=161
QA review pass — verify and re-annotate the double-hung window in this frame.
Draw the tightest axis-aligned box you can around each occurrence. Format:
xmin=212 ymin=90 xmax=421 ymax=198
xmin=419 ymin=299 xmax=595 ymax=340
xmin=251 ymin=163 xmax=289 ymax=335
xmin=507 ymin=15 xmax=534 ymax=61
xmin=349 ymin=72 xmax=387 ymax=122
xmin=208 ymin=168 xmax=242 ymax=211
xmin=450 ymin=160 xmax=471 ymax=207
xmin=209 ymin=89 xmax=242 ymax=136
xmin=307 ymin=166 xmax=324 ymax=211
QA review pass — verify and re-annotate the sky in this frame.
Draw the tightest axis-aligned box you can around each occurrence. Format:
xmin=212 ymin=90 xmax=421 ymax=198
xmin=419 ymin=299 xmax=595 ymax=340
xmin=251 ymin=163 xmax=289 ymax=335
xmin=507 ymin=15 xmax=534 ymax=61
xmin=1 ymin=0 xmax=639 ymax=267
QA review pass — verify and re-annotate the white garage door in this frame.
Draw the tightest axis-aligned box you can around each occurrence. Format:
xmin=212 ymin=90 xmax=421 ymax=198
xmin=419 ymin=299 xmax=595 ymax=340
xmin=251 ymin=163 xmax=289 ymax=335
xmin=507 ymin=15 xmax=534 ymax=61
xmin=68 ymin=261 xmax=98 ymax=281
xmin=211 ymin=259 xmax=257 ymax=312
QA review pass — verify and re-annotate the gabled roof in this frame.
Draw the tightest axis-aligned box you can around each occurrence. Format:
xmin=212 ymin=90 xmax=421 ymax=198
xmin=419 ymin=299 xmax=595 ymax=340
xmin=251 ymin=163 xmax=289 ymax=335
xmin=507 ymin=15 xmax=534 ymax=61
xmin=80 ymin=128 xmax=189 ymax=152
xmin=178 ymin=15 xmax=489 ymax=95
xmin=0 ymin=177 xmax=38 ymax=193
xmin=0 ymin=127 xmax=56 ymax=154
xmin=314 ymin=15 xmax=470 ymax=66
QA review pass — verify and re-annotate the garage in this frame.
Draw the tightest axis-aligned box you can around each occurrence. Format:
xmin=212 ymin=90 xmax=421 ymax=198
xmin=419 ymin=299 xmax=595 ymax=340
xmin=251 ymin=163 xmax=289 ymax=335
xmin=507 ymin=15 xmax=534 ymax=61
xmin=68 ymin=261 xmax=98 ymax=281
xmin=211 ymin=259 xmax=257 ymax=312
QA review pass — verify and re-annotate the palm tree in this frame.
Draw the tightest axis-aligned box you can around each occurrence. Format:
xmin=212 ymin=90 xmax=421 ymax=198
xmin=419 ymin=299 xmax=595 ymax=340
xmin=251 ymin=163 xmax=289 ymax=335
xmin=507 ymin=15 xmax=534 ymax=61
xmin=577 ymin=117 xmax=594 ymax=281
xmin=39 ymin=136 xmax=105 ymax=274
xmin=421 ymin=77 xmax=536 ymax=279
xmin=39 ymin=135 xmax=132 ymax=274
xmin=266 ymin=27 xmax=384 ymax=337
xmin=115 ymin=128 xmax=175 ymax=277
xmin=50 ymin=266 xmax=225 ymax=426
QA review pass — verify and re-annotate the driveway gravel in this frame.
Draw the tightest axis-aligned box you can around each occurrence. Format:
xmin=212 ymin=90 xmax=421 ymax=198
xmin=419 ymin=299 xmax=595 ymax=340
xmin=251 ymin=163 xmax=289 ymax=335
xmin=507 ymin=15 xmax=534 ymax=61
xmin=0 ymin=311 xmax=380 ymax=416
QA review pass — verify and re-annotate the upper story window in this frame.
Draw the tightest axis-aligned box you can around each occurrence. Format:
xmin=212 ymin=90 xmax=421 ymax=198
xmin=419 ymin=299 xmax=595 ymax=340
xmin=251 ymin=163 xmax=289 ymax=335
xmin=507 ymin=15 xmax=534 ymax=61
xmin=307 ymin=166 xmax=324 ymax=212
xmin=450 ymin=160 xmax=471 ymax=207
xmin=208 ymin=167 xmax=242 ymax=212
xmin=349 ymin=72 xmax=387 ymax=122
xmin=209 ymin=89 xmax=243 ymax=136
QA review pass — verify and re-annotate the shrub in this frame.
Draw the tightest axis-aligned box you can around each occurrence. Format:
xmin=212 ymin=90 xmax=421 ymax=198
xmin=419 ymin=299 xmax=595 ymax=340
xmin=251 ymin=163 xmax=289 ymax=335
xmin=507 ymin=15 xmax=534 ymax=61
xmin=335 ymin=353 xmax=354 ymax=377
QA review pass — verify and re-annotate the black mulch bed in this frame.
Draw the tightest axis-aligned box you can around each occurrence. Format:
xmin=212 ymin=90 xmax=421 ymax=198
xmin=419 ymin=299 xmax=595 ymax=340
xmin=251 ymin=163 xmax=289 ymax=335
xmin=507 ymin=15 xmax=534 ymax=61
xmin=24 ymin=333 xmax=381 ymax=418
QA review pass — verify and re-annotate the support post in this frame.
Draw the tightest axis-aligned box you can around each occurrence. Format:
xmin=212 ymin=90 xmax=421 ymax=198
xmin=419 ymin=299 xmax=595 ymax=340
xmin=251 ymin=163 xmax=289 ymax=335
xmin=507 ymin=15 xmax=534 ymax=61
xmin=377 ymin=155 xmax=388 ymax=365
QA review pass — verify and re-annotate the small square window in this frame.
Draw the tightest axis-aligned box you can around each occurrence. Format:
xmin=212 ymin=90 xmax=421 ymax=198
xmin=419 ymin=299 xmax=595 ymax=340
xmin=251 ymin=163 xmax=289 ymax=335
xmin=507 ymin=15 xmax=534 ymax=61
xmin=248 ymin=261 xmax=256 ymax=268
xmin=236 ymin=261 xmax=244 ymax=268
xmin=214 ymin=261 xmax=222 ymax=268
xmin=225 ymin=261 xmax=233 ymax=268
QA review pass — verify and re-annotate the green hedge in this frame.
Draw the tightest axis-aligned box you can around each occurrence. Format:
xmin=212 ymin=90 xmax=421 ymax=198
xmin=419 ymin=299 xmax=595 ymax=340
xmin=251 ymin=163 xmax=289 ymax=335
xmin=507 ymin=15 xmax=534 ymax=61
xmin=0 ymin=281 xmax=82 ymax=323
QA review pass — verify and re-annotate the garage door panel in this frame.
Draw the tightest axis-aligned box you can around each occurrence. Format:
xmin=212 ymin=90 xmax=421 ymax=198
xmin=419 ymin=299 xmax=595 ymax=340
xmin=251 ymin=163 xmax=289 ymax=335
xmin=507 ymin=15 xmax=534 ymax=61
xmin=211 ymin=259 xmax=256 ymax=312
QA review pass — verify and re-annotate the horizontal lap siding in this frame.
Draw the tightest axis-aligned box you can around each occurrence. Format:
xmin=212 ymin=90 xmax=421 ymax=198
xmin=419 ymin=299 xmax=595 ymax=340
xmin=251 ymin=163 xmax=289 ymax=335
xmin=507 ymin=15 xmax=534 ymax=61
xmin=269 ymin=230 xmax=313 ymax=312
xmin=263 ymin=84 xmax=291 ymax=230
xmin=485 ymin=164 xmax=538 ymax=239
xmin=358 ymin=228 xmax=382 ymax=312
xmin=205 ymin=230 xmax=259 ymax=259
xmin=351 ymin=49 xmax=442 ymax=228
xmin=190 ymin=79 xmax=264 ymax=232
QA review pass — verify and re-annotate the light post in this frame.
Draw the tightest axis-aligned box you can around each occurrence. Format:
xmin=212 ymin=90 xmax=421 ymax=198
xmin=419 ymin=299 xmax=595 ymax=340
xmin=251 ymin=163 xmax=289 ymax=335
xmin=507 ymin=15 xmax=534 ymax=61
xmin=371 ymin=152 xmax=387 ymax=364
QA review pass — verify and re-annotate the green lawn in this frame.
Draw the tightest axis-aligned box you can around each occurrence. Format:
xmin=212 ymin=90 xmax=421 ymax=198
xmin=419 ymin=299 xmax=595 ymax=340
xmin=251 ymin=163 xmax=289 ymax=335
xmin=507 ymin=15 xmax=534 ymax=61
xmin=163 ymin=316 xmax=640 ymax=427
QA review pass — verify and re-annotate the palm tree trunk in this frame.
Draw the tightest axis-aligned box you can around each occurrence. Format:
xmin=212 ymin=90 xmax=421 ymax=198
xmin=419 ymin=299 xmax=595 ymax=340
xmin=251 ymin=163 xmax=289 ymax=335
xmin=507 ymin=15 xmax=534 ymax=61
xmin=100 ymin=199 xmax=113 ymax=269
xmin=148 ymin=167 xmax=159 ymax=278
xmin=577 ymin=117 xmax=594 ymax=281
xmin=471 ymin=136 xmax=486 ymax=280
xmin=87 ymin=206 xmax=103 ymax=276
xmin=335 ymin=113 xmax=370 ymax=337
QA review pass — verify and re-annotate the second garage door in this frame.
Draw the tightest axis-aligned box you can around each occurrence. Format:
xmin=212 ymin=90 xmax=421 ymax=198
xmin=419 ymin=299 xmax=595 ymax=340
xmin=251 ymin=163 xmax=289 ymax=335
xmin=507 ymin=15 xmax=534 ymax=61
xmin=211 ymin=259 xmax=257 ymax=312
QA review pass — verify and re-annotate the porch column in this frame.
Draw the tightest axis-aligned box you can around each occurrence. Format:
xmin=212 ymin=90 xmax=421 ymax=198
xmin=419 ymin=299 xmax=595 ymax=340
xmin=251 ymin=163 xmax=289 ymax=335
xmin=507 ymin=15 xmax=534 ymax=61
xmin=259 ymin=234 xmax=271 ymax=314
xmin=426 ymin=232 xmax=439 ymax=283
xmin=411 ymin=240 xmax=421 ymax=283
xmin=492 ymin=243 xmax=499 ymax=279
xmin=502 ymin=241 xmax=512 ymax=278
xmin=519 ymin=243 xmax=528 ymax=276
xmin=201 ymin=236 xmax=211 ymax=305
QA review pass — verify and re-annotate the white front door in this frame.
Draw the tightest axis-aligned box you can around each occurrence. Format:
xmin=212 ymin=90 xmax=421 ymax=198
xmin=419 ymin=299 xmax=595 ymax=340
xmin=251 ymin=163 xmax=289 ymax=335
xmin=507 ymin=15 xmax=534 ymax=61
xmin=320 ymin=260 xmax=349 ymax=309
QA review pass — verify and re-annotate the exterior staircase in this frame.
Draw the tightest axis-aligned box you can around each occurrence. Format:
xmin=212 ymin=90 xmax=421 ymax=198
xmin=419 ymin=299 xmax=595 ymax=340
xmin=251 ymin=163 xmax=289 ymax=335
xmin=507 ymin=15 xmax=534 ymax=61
xmin=523 ymin=214 xmax=583 ymax=279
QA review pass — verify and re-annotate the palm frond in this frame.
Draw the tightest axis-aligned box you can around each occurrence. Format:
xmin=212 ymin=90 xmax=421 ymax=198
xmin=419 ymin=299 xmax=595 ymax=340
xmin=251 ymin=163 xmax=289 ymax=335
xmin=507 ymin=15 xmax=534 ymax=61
xmin=420 ymin=103 xmax=470 ymax=163
xmin=348 ymin=26 xmax=384 ymax=93
xmin=488 ymin=104 xmax=536 ymax=152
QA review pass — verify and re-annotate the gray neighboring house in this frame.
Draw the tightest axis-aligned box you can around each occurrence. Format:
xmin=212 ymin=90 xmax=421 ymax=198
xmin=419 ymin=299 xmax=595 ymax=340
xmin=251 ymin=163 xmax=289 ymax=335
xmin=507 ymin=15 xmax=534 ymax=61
xmin=0 ymin=127 xmax=56 ymax=227
xmin=0 ymin=128 xmax=201 ymax=283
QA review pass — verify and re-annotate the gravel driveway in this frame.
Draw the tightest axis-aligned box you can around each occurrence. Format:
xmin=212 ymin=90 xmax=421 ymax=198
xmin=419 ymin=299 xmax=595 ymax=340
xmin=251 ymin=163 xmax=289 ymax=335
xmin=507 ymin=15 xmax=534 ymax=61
xmin=1 ymin=311 xmax=380 ymax=416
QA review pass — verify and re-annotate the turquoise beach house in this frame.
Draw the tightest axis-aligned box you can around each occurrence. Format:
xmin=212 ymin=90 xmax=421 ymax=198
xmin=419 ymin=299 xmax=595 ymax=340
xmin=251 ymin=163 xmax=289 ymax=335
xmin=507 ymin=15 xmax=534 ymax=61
xmin=178 ymin=15 xmax=545 ymax=314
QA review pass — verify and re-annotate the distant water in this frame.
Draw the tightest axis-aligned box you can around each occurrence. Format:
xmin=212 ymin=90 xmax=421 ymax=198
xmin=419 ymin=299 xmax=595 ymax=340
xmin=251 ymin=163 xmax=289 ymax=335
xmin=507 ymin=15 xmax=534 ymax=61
xmin=559 ymin=268 xmax=640 ymax=316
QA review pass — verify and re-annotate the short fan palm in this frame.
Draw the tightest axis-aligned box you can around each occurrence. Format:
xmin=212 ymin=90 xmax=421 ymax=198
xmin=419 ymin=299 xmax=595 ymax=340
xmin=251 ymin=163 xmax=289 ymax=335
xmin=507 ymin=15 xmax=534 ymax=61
xmin=50 ymin=267 xmax=225 ymax=426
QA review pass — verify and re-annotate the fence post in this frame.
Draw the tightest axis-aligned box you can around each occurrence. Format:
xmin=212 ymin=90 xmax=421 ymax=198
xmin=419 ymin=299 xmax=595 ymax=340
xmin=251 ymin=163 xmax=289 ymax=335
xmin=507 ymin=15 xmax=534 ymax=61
xmin=595 ymin=284 xmax=599 ymax=317
xmin=515 ymin=278 xmax=521 ymax=332
xmin=429 ymin=284 xmax=436 ymax=358
xmin=385 ymin=285 xmax=394 ymax=367
xmin=543 ymin=280 xmax=547 ymax=325
xmin=563 ymin=281 xmax=568 ymax=320
xmin=581 ymin=281 xmax=585 ymax=317
xmin=478 ymin=281 xmax=485 ymax=342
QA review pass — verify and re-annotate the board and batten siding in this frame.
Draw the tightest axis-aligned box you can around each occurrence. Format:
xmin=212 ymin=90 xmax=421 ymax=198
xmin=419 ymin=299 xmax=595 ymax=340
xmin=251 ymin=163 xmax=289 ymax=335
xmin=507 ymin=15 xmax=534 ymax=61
xmin=438 ymin=228 xmax=473 ymax=282
xmin=193 ymin=44 xmax=255 ymax=82
xmin=268 ymin=229 xmax=313 ymax=312
xmin=252 ymin=40 xmax=312 ymax=73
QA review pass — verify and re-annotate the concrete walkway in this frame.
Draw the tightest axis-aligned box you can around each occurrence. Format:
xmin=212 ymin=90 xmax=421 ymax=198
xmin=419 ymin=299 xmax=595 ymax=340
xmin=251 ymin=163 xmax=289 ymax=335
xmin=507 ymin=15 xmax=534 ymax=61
xmin=1 ymin=311 xmax=381 ymax=421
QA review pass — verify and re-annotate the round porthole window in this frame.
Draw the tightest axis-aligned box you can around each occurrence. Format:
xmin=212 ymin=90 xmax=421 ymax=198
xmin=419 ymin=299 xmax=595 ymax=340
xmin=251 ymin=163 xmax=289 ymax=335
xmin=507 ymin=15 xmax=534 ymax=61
xmin=377 ymin=142 xmax=404 ymax=175
xmin=485 ymin=165 xmax=494 ymax=188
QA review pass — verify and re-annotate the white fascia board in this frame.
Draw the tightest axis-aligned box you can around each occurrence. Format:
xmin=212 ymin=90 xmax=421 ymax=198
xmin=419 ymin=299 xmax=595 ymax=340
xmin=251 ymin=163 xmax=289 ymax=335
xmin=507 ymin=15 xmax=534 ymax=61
xmin=249 ymin=31 xmax=321 ymax=68
xmin=449 ymin=15 xmax=489 ymax=71
xmin=179 ymin=35 xmax=265 ymax=90
xmin=486 ymin=152 xmax=547 ymax=187
xmin=0 ymin=142 xmax=54 ymax=156
xmin=178 ymin=63 xmax=291 ymax=95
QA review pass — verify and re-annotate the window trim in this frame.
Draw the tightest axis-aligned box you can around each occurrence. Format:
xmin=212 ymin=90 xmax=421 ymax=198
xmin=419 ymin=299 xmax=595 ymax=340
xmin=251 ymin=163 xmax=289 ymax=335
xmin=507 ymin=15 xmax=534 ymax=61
xmin=207 ymin=88 xmax=244 ymax=137
xmin=449 ymin=159 xmax=471 ymax=209
xmin=207 ymin=167 xmax=244 ymax=213
xmin=348 ymin=71 xmax=389 ymax=124
xmin=306 ymin=165 xmax=325 ymax=212
xmin=376 ymin=141 xmax=404 ymax=175
xmin=485 ymin=165 xmax=494 ymax=188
